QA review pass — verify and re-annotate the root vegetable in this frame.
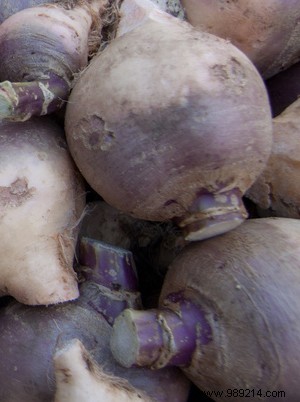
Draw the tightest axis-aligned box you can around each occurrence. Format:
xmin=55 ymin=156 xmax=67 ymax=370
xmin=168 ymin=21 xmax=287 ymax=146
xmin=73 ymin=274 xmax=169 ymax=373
xmin=54 ymin=339 xmax=154 ymax=402
xmin=111 ymin=217 xmax=300 ymax=401
xmin=0 ymin=238 xmax=189 ymax=402
xmin=65 ymin=0 xmax=273 ymax=242
xmin=0 ymin=117 xmax=85 ymax=305
xmin=181 ymin=0 xmax=300 ymax=79
xmin=0 ymin=0 xmax=107 ymax=121
xmin=246 ymin=98 xmax=300 ymax=218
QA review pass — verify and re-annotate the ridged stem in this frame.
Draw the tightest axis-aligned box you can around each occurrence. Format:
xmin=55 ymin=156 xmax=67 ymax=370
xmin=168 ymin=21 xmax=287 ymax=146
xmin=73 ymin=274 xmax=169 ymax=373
xmin=0 ymin=73 xmax=69 ymax=122
xmin=176 ymin=188 xmax=248 ymax=241
xmin=110 ymin=292 xmax=212 ymax=368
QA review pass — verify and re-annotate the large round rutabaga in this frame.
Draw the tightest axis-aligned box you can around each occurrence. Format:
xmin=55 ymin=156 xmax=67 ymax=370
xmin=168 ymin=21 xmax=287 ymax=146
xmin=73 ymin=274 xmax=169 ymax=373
xmin=159 ymin=218 xmax=300 ymax=400
xmin=111 ymin=218 xmax=300 ymax=401
xmin=65 ymin=0 xmax=273 ymax=242
xmin=0 ymin=117 xmax=85 ymax=305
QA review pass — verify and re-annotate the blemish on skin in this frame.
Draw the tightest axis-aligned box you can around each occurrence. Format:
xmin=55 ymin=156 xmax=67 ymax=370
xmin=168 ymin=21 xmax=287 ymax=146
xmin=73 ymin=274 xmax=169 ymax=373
xmin=74 ymin=115 xmax=116 ymax=151
xmin=0 ymin=177 xmax=35 ymax=208
xmin=37 ymin=152 xmax=47 ymax=161
xmin=212 ymin=58 xmax=247 ymax=91
xmin=60 ymin=368 xmax=72 ymax=384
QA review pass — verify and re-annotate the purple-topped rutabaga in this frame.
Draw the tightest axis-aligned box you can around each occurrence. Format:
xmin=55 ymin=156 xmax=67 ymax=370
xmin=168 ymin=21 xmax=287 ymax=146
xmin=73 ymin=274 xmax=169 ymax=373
xmin=0 ymin=0 xmax=106 ymax=121
xmin=65 ymin=0 xmax=273 ymax=242
xmin=111 ymin=218 xmax=300 ymax=402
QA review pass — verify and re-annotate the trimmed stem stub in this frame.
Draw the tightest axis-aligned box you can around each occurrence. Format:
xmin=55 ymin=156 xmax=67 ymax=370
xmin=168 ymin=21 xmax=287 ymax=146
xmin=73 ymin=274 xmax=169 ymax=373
xmin=78 ymin=237 xmax=142 ymax=324
xmin=176 ymin=188 xmax=248 ymax=241
xmin=111 ymin=293 xmax=211 ymax=369
xmin=0 ymin=73 xmax=69 ymax=122
xmin=79 ymin=237 xmax=139 ymax=292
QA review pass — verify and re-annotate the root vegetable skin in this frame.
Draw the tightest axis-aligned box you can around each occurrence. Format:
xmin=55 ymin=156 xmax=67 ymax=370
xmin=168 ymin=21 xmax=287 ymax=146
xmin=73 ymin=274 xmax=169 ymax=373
xmin=0 ymin=0 xmax=105 ymax=121
xmin=65 ymin=0 xmax=272 ymax=242
xmin=246 ymin=98 xmax=300 ymax=218
xmin=0 ymin=117 xmax=85 ymax=305
xmin=54 ymin=339 xmax=155 ymax=402
xmin=111 ymin=218 xmax=300 ymax=401
xmin=0 ymin=0 xmax=56 ymax=23
xmin=181 ymin=0 xmax=300 ymax=79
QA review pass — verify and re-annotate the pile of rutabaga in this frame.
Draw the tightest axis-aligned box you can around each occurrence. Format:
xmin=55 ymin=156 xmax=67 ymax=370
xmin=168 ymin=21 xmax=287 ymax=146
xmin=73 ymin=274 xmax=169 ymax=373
xmin=0 ymin=0 xmax=299 ymax=401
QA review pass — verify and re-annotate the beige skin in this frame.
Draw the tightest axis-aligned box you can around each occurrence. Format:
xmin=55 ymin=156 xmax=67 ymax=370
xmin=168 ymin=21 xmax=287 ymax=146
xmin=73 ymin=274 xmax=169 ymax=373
xmin=181 ymin=0 xmax=300 ymax=79
xmin=0 ymin=118 xmax=85 ymax=305
xmin=54 ymin=339 xmax=155 ymax=402
xmin=246 ymin=98 xmax=300 ymax=218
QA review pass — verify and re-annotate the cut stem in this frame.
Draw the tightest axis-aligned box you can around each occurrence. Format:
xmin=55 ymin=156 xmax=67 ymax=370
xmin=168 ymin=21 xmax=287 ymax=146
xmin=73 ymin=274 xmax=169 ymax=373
xmin=78 ymin=237 xmax=142 ymax=324
xmin=0 ymin=73 xmax=69 ymax=121
xmin=110 ymin=292 xmax=211 ymax=368
xmin=176 ymin=188 xmax=248 ymax=241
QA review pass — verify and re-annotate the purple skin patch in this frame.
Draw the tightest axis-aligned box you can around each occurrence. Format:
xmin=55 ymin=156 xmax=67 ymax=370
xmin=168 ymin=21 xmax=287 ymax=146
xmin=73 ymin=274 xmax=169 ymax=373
xmin=156 ymin=291 xmax=213 ymax=367
xmin=79 ymin=237 xmax=139 ymax=292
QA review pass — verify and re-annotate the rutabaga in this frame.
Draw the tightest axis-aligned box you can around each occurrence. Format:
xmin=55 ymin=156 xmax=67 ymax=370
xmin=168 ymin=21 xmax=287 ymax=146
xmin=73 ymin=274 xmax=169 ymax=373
xmin=111 ymin=218 xmax=300 ymax=402
xmin=65 ymin=0 xmax=273 ymax=242
xmin=0 ymin=0 xmax=107 ymax=121
xmin=0 ymin=117 xmax=85 ymax=305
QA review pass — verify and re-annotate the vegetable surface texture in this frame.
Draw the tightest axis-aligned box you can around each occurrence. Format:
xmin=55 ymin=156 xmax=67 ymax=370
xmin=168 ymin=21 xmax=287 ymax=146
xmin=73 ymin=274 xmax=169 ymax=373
xmin=246 ymin=98 xmax=300 ymax=218
xmin=0 ymin=0 xmax=56 ymax=23
xmin=54 ymin=339 xmax=155 ymax=402
xmin=65 ymin=0 xmax=273 ymax=242
xmin=181 ymin=0 xmax=300 ymax=79
xmin=111 ymin=218 xmax=300 ymax=401
xmin=0 ymin=117 xmax=85 ymax=305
